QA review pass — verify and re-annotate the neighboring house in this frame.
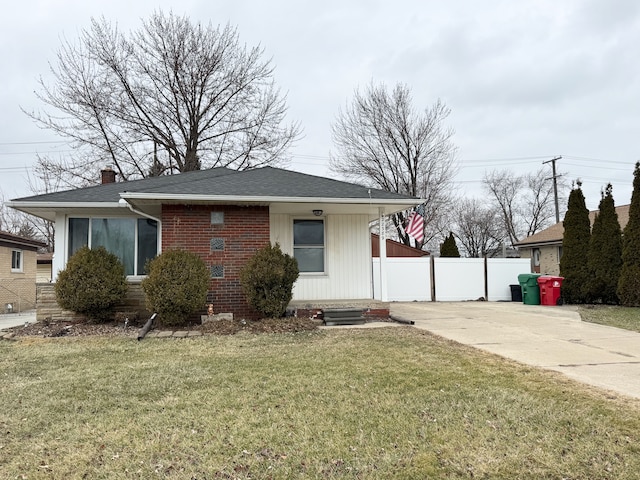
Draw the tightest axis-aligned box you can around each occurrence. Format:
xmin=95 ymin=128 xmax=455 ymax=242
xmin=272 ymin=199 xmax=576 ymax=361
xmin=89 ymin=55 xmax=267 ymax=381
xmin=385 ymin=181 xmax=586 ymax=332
xmin=37 ymin=252 xmax=53 ymax=283
xmin=7 ymin=167 xmax=420 ymax=320
xmin=515 ymin=204 xmax=630 ymax=275
xmin=0 ymin=231 xmax=46 ymax=313
xmin=371 ymin=233 xmax=430 ymax=257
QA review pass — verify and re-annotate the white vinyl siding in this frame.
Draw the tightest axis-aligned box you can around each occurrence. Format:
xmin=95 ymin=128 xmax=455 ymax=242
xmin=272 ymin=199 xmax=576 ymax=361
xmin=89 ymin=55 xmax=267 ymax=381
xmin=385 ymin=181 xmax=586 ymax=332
xmin=270 ymin=213 xmax=372 ymax=300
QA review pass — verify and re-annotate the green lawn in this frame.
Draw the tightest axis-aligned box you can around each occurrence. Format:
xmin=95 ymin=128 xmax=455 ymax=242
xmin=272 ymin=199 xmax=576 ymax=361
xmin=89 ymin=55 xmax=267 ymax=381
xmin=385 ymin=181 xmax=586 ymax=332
xmin=579 ymin=305 xmax=640 ymax=332
xmin=2 ymin=327 xmax=640 ymax=479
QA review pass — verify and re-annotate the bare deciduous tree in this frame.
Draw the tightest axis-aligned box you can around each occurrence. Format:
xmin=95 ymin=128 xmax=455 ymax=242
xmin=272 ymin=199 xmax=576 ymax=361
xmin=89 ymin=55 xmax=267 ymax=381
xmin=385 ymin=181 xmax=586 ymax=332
xmin=453 ymin=198 xmax=503 ymax=258
xmin=0 ymin=163 xmax=57 ymax=251
xmin=483 ymin=167 xmax=564 ymax=247
xmin=330 ymin=82 xmax=457 ymax=248
xmin=26 ymin=11 xmax=300 ymax=184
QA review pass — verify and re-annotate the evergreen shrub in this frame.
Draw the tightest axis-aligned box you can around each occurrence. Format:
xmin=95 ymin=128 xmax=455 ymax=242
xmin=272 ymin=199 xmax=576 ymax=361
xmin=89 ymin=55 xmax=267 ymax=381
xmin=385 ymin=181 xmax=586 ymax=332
xmin=618 ymin=162 xmax=640 ymax=306
xmin=440 ymin=232 xmax=461 ymax=257
xmin=141 ymin=249 xmax=210 ymax=327
xmin=55 ymin=246 xmax=128 ymax=322
xmin=240 ymin=243 xmax=299 ymax=318
xmin=586 ymin=184 xmax=622 ymax=304
xmin=559 ymin=183 xmax=591 ymax=304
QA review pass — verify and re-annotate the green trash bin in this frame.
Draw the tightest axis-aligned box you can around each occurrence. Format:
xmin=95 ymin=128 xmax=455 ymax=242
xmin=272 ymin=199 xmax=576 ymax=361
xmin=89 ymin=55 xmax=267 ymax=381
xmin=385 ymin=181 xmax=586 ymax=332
xmin=517 ymin=273 xmax=542 ymax=305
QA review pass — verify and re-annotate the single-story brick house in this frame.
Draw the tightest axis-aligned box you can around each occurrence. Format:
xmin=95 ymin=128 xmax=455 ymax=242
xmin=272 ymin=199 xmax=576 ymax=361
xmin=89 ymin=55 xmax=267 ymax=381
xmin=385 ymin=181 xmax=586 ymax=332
xmin=0 ymin=231 xmax=46 ymax=313
xmin=515 ymin=204 xmax=630 ymax=275
xmin=7 ymin=166 xmax=420 ymax=320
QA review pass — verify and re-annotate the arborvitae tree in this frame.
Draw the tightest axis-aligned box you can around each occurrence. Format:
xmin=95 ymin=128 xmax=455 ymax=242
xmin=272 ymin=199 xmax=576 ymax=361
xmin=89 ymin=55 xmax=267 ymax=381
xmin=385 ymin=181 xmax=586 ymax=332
xmin=618 ymin=162 xmax=640 ymax=306
xmin=440 ymin=232 xmax=461 ymax=257
xmin=559 ymin=182 xmax=591 ymax=303
xmin=586 ymin=184 xmax=622 ymax=304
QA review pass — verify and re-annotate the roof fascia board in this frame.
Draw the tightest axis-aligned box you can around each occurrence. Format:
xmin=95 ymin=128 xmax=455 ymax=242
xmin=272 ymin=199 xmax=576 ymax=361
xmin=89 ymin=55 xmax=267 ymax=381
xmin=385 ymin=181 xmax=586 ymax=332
xmin=515 ymin=240 xmax=562 ymax=248
xmin=6 ymin=201 xmax=125 ymax=210
xmin=119 ymin=192 xmax=421 ymax=206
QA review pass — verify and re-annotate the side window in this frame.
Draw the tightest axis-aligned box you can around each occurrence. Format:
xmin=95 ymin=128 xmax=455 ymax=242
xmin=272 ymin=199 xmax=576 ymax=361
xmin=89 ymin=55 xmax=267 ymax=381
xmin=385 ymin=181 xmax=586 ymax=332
xmin=533 ymin=248 xmax=541 ymax=267
xmin=293 ymin=219 xmax=325 ymax=273
xmin=557 ymin=246 xmax=563 ymax=263
xmin=11 ymin=250 xmax=23 ymax=272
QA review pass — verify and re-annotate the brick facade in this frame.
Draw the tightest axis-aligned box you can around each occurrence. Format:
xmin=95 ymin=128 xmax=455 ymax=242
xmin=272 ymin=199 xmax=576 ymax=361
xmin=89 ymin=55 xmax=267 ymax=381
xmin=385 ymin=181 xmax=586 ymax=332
xmin=0 ymin=246 xmax=39 ymax=313
xmin=161 ymin=204 xmax=271 ymax=319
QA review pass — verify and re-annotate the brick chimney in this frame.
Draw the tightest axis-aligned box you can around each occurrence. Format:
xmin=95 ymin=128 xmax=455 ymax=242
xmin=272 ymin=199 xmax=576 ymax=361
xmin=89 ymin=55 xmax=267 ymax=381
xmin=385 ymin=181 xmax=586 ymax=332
xmin=101 ymin=166 xmax=116 ymax=184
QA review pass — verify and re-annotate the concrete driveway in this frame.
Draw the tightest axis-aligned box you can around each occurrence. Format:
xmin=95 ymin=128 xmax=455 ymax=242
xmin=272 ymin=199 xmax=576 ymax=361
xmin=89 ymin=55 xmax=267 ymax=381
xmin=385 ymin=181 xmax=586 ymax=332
xmin=391 ymin=302 xmax=640 ymax=400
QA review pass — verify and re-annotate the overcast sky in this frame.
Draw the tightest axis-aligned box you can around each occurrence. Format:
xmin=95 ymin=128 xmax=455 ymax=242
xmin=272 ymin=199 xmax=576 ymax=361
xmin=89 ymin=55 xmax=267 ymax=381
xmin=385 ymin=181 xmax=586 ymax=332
xmin=2 ymin=0 xmax=639 ymax=210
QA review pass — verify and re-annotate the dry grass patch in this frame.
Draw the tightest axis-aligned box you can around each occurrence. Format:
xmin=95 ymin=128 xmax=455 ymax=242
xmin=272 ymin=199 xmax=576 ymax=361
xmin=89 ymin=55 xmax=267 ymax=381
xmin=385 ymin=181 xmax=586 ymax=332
xmin=579 ymin=305 xmax=640 ymax=332
xmin=2 ymin=327 xmax=640 ymax=478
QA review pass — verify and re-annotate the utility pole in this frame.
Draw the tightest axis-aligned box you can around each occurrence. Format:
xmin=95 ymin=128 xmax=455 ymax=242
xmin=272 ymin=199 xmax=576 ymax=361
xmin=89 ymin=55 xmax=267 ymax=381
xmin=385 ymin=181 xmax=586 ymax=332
xmin=543 ymin=156 xmax=562 ymax=223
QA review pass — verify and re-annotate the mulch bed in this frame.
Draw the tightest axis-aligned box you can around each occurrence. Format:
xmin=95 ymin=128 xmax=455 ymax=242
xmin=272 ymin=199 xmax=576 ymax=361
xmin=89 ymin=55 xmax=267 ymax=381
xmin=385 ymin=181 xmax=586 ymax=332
xmin=5 ymin=316 xmax=320 ymax=338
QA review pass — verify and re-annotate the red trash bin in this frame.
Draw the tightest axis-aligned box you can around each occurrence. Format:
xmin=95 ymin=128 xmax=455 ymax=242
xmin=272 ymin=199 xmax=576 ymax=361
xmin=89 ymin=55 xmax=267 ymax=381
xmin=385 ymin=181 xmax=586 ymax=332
xmin=537 ymin=276 xmax=564 ymax=306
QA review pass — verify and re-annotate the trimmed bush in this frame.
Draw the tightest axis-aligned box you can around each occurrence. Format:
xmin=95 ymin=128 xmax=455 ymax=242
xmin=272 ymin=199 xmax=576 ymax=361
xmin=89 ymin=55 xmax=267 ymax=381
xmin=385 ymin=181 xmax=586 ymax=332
xmin=240 ymin=243 xmax=299 ymax=318
xmin=141 ymin=249 xmax=210 ymax=327
xmin=55 ymin=246 xmax=128 ymax=322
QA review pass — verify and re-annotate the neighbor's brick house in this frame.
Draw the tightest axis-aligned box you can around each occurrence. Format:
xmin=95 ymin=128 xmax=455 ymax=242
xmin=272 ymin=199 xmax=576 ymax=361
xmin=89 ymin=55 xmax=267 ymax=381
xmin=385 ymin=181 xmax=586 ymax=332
xmin=7 ymin=167 xmax=420 ymax=321
xmin=515 ymin=204 xmax=630 ymax=275
xmin=0 ymin=231 xmax=46 ymax=313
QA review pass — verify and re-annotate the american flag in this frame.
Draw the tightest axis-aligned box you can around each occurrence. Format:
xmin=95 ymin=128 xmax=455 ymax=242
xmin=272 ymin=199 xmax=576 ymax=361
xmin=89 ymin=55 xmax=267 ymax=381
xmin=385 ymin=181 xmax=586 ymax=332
xmin=405 ymin=204 xmax=425 ymax=243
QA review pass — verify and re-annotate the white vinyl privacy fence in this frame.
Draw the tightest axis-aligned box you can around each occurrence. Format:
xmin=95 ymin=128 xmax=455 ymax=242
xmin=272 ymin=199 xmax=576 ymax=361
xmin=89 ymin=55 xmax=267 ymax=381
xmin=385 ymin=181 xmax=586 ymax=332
xmin=372 ymin=257 xmax=531 ymax=302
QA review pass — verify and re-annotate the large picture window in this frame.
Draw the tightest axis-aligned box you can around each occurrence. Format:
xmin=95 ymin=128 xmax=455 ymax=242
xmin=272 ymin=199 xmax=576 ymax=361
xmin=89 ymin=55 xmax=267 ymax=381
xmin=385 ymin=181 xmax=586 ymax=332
xmin=293 ymin=219 xmax=325 ymax=273
xmin=68 ymin=217 xmax=158 ymax=276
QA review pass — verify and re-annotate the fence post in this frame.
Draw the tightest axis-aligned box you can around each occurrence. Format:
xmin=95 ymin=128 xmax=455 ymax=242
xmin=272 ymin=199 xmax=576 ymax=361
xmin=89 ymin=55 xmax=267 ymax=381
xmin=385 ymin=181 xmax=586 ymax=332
xmin=484 ymin=256 xmax=489 ymax=301
xmin=430 ymin=255 xmax=436 ymax=301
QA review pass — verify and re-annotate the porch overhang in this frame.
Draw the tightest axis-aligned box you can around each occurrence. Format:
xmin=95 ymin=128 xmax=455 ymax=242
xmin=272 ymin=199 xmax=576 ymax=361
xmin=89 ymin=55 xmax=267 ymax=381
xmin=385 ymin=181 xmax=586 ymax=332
xmin=5 ymin=201 xmax=126 ymax=222
xmin=119 ymin=192 xmax=421 ymax=220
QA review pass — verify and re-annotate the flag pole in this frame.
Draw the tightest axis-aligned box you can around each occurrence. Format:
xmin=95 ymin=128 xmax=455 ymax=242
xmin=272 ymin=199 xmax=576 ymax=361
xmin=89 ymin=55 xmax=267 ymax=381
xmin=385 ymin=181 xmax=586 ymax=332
xmin=378 ymin=207 xmax=388 ymax=302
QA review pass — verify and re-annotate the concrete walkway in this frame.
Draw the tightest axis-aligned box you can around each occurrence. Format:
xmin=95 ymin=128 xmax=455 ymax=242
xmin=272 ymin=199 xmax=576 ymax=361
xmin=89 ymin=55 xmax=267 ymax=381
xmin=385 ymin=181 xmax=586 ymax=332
xmin=391 ymin=302 xmax=640 ymax=400
xmin=0 ymin=311 xmax=36 ymax=330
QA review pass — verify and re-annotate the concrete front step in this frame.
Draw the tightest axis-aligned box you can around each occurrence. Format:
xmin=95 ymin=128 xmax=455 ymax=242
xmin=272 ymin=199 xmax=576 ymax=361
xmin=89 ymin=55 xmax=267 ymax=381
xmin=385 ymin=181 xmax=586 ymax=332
xmin=323 ymin=308 xmax=365 ymax=326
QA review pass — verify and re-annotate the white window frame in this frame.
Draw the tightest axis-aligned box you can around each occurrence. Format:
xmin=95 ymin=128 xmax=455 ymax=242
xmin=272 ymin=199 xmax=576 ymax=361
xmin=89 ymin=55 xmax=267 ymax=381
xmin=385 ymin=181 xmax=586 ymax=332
xmin=11 ymin=249 xmax=23 ymax=272
xmin=66 ymin=216 xmax=159 ymax=278
xmin=293 ymin=218 xmax=326 ymax=275
xmin=532 ymin=248 xmax=541 ymax=267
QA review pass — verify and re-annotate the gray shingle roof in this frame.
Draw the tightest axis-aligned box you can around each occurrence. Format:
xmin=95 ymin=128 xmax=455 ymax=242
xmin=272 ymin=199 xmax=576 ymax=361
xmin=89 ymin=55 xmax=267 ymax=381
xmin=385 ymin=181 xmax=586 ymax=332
xmin=515 ymin=204 xmax=631 ymax=247
xmin=12 ymin=167 xmax=236 ymax=203
xmin=12 ymin=167 xmax=416 ymax=203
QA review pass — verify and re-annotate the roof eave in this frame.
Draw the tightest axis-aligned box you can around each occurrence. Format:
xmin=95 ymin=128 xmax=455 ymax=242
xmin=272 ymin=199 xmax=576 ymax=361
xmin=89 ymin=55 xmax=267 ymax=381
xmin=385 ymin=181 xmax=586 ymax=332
xmin=5 ymin=201 xmax=125 ymax=222
xmin=119 ymin=192 xmax=419 ymax=205
xmin=120 ymin=193 xmax=421 ymax=217
xmin=514 ymin=239 xmax=562 ymax=248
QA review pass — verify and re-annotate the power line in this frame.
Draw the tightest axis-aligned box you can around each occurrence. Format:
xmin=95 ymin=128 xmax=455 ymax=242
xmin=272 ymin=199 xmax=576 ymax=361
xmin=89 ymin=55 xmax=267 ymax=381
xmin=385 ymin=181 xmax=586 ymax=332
xmin=562 ymin=155 xmax=633 ymax=166
xmin=561 ymin=161 xmax=632 ymax=172
xmin=0 ymin=140 xmax=69 ymax=146
xmin=0 ymin=150 xmax=74 ymax=156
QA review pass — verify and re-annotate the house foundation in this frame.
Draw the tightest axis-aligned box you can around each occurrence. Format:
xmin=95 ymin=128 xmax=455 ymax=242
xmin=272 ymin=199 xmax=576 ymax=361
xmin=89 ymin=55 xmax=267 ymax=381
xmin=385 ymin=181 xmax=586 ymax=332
xmin=36 ymin=283 xmax=151 ymax=323
xmin=288 ymin=299 xmax=390 ymax=322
